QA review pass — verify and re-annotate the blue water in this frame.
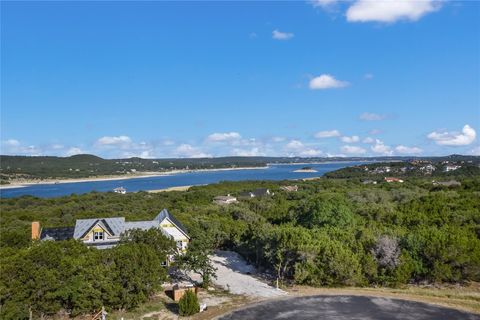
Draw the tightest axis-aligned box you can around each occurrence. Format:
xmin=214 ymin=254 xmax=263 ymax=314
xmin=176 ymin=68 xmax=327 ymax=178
xmin=0 ymin=162 xmax=364 ymax=198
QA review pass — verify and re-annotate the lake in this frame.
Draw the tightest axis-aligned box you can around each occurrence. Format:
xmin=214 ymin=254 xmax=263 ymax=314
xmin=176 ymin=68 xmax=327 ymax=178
xmin=0 ymin=162 xmax=364 ymax=198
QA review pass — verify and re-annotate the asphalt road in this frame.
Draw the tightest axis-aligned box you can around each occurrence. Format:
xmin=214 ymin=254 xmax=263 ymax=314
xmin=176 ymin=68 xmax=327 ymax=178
xmin=219 ymin=295 xmax=480 ymax=320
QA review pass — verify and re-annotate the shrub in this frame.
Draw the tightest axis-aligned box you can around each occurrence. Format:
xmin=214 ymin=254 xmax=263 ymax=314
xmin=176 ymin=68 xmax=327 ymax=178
xmin=178 ymin=290 xmax=200 ymax=316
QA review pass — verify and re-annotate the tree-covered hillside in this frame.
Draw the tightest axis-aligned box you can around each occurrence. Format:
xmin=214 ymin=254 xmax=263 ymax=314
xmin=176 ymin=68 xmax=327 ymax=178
xmin=325 ymin=158 xmax=480 ymax=179
xmin=1 ymin=171 xmax=479 ymax=318
xmin=1 ymin=154 xmax=478 ymax=182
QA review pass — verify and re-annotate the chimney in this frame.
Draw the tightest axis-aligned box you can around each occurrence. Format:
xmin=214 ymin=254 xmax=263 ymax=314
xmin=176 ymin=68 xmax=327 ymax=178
xmin=32 ymin=221 xmax=41 ymax=240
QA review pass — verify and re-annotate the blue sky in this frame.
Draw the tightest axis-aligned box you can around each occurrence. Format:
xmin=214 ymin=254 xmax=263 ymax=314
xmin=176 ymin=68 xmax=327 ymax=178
xmin=1 ymin=0 xmax=479 ymax=158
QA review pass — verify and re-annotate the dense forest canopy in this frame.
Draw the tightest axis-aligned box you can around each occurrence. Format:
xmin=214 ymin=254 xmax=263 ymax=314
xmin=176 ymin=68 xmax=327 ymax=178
xmin=1 ymin=161 xmax=479 ymax=318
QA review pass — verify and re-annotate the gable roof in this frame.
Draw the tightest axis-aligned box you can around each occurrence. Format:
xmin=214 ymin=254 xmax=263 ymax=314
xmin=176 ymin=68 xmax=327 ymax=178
xmin=214 ymin=195 xmax=237 ymax=201
xmin=154 ymin=208 xmax=189 ymax=237
xmin=40 ymin=227 xmax=75 ymax=241
xmin=252 ymin=188 xmax=271 ymax=197
xmin=74 ymin=217 xmax=125 ymax=239
xmin=124 ymin=220 xmax=159 ymax=231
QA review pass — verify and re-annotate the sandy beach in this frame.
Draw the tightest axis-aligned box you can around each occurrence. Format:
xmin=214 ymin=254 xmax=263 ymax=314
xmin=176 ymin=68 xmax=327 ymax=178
xmin=293 ymin=169 xmax=318 ymax=173
xmin=147 ymin=185 xmax=193 ymax=193
xmin=0 ymin=166 xmax=269 ymax=190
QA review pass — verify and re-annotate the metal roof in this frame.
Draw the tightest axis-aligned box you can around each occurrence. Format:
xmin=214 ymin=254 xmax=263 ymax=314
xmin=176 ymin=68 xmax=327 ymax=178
xmin=124 ymin=220 xmax=159 ymax=231
xmin=40 ymin=227 xmax=75 ymax=241
xmin=73 ymin=217 xmax=125 ymax=239
xmin=154 ymin=208 xmax=189 ymax=238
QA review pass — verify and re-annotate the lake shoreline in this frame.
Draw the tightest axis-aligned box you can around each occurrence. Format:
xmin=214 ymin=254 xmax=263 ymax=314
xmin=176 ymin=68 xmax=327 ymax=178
xmin=0 ymin=166 xmax=269 ymax=190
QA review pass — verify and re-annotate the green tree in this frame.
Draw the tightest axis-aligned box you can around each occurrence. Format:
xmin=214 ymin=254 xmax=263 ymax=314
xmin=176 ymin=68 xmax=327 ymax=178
xmin=296 ymin=194 xmax=355 ymax=229
xmin=178 ymin=290 xmax=200 ymax=316
xmin=107 ymin=242 xmax=166 ymax=310
xmin=176 ymin=235 xmax=217 ymax=288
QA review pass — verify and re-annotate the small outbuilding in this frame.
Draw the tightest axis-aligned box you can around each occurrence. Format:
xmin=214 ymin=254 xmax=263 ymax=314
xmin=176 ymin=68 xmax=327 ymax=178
xmin=280 ymin=185 xmax=298 ymax=192
xmin=239 ymin=188 xmax=274 ymax=199
xmin=213 ymin=194 xmax=238 ymax=205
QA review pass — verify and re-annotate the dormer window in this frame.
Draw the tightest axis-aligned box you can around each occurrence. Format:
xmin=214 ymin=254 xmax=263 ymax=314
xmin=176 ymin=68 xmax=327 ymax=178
xmin=93 ymin=231 xmax=104 ymax=241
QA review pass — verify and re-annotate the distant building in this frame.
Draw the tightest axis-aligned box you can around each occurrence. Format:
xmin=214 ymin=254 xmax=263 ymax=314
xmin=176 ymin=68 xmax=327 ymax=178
xmin=280 ymin=185 xmax=298 ymax=192
xmin=113 ymin=187 xmax=127 ymax=194
xmin=411 ymin=160 xmax=431 ymax=165
xmin=238 ymin=188 xmax=274 ymax=199
xmin=420 ymin=164 xmax=436 ymax=175
xmin=444 ymin=165 xmax=461 ymax=172
xmin=384 ymin=177 xmax=404 ymax=183
xmin=213 ymin=194 xmax=238 ymax=205
xmin=373 ymin=166 xmax=391 ymax=174
xmin=432 ymin=180 xmax=461 ymax=187
xmin=32 ymin=209 xmax=190 ymax=252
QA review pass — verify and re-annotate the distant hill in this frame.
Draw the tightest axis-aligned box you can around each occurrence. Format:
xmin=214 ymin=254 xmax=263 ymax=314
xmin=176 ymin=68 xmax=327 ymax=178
xmin=325 ymin=156 xmax=480 ymax=180
xmin=0 ymin=154 xmax=478 ymax=182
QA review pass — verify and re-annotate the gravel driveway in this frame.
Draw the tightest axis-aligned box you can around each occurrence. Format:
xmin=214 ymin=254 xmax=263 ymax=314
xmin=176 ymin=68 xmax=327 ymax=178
xmin=209 ymin=250 xmax=287 ymax=298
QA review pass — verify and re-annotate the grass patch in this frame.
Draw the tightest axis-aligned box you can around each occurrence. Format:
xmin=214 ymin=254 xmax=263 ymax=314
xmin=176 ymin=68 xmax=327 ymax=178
xmin=108 ymin=295 xmax=167 ymax=319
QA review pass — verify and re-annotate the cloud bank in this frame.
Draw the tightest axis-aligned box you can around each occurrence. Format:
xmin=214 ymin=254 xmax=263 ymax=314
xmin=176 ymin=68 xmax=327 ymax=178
xmin=427 ymin=125 xmax=476 ymax=146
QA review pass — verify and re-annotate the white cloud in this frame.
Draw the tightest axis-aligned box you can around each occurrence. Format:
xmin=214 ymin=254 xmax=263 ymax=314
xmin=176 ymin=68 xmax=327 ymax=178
xmin=3 ymin=139 xmax=20 ymax=147
xmin=310 ymin=0 xmax=339 ymax=8
xmin=395 ymin=145 xmax=422 ymax=154
xmin=175 ymin=144 xmax=211 ymax=158
xmin=314 ymin=130 xmax=341 ymax=138
xmin=309 ymin=74 xmax=349 ymax=90
xmin=299 ymin=149 xmax=323 ymax=157
xmin=206 ymin=132 xmax=242 ymax=142
xmin=93 ymin=135 xmax=158 ymax=158
xmin=122 ymin=150 xmax=155 ymax=159
xmin=272 ymin=29 xmax=294 ymax=40
xmin=363 ymin=137 xmax=375 ymax=144
xmin=233 ymin=147 xmax=265 ymax=157
xmin=96 ymin=135 xmax=132 ymax=147
xmin=427 ymin=124 xmax=476 ymax=146
xmin=341 ymin=135 xmax=360 ymax=143
xmin=284 ymin=140 xmax=323 ymax=157
xmin=285 ymin=140 xmax=304 ymax=150
xmin=346 ymin=0 xmax=441 ymax=23
xmin=364 ymin=73 xmax=374 ymax=80
xmin=360 ymin=112 xmax=385 ymax=121
xmin=369 ymin=129 xmax=382 ymax=135
xmin=1 ymin=139 xmax=43 ymax=156
xmin=341 ymin=145 xmax=366 ymax=154
xmin=371 ymin=139 xmax=393 ymax=155
xmin=65 ymin=147 xmax=84 ymax=156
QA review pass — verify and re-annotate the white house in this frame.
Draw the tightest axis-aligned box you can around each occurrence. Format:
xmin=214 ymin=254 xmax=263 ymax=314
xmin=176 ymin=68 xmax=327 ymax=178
xmin=33 ymin=209 xmax=190 ymax=251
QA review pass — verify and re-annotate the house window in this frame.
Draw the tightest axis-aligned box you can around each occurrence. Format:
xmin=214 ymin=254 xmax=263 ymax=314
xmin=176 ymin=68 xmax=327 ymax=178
xmin=93 ymin=231 xmax=104 ymax=241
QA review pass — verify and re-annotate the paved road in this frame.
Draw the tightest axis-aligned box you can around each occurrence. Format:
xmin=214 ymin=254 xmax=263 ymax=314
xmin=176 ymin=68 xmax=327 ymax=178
xmin=219 ymin=295 xmax=480 ymax=320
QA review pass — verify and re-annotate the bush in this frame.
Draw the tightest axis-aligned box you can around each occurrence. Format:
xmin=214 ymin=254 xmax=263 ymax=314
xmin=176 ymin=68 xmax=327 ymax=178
xmin=178 ymin=290 xmax=200 ymax=316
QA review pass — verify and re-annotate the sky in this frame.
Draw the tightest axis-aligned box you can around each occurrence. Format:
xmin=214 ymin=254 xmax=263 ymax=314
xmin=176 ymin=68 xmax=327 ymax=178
xmin=1 ymin=0 xmax=479 ymax=159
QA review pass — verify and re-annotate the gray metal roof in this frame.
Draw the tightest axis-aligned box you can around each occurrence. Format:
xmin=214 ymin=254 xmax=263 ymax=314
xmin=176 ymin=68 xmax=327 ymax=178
xmin=214 ymin=195 xmax=237 ymax=201
xmin=40 ymin=227 xmax=75 ymax=241
xmin=154 ymin=208 xmax=189 ymax=237
xmin=73 ymin=217 xmax=125 ymax=239
xmin=124 ymin=220 xmax=159 ymax=231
